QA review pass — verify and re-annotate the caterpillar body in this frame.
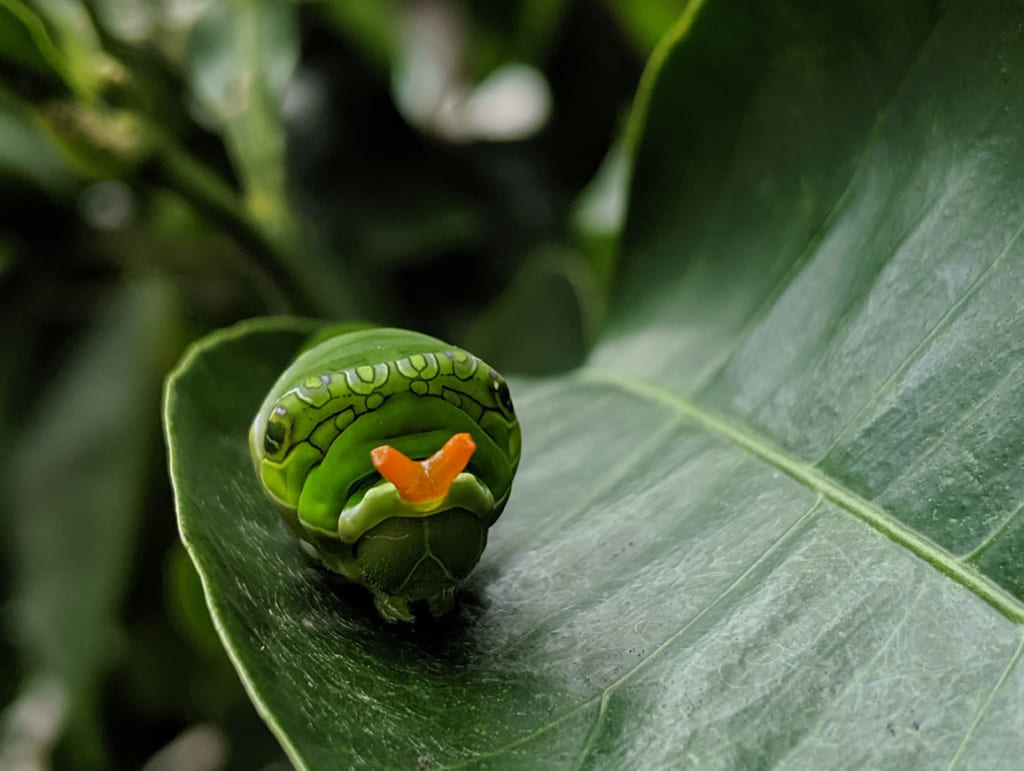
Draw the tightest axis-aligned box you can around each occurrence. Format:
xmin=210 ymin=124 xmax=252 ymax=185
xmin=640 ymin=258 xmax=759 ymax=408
xmin=250 ymin=327 xmax=521 ymax=622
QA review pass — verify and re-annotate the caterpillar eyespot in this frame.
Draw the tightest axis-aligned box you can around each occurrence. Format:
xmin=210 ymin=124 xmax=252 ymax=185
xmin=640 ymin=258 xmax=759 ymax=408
xmin=249 ymin=327 xmax=522 ymax=623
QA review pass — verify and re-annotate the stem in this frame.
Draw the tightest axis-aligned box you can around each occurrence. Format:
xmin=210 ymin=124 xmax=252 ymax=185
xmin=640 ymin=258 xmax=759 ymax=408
xmin=145 ymin=133 xmax=310 ymax=314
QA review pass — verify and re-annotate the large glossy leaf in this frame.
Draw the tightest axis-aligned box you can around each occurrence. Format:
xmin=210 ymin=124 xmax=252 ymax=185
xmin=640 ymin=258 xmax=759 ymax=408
xmin=165 ymin=0 xmax=1024 ymax=767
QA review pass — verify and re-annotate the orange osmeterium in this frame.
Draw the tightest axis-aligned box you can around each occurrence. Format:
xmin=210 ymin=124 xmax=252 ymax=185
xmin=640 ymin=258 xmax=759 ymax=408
xmin=370 ymin=433 xmax=477 ymax=504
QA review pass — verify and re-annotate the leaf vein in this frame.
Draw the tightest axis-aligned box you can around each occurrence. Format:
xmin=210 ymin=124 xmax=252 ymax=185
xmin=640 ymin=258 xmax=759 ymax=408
xmin=443 ymin=495 xmax=824 ymax=769
xmin=582 ymin=368 xmax=1024 ymax=625
xmin=772 ymin=584 xmax=928 ymax=767
xmin=869 ymin=354 xmax=1024 ymax=504
xmin=571 ymin=692 xmax=610 ymax=771
xmin=944 ymin=632 xmax=1024 ymax=770
xmin=966 ymin=498 xmax=1024 ymax=563
xmin=816 ymin=212 xmax=1024 ymax=465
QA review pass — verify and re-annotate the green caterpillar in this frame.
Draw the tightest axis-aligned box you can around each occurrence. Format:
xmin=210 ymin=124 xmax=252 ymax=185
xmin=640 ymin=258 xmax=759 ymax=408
xmin=250 ymin=327 xmax=521 ymax=622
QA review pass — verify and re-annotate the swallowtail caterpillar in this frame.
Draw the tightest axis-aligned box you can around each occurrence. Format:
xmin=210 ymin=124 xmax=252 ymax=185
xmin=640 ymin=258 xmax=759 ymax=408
xmin=250 ymin=327 xmax=521 ymax=622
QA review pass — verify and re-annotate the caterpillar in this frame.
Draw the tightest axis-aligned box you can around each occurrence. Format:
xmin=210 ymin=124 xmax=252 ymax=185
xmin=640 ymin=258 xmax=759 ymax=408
xmin=250 ymin=327 xmax=521 ymax=622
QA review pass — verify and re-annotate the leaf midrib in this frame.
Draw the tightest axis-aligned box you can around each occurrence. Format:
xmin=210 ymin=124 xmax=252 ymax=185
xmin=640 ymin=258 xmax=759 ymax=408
xmin=581 ymin=367 xmax=1024 ymax=626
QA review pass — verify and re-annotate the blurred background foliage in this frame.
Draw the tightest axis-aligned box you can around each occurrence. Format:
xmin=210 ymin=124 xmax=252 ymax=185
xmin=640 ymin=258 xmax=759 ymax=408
xmin=0 ymin=0 xmax=685 ymax=768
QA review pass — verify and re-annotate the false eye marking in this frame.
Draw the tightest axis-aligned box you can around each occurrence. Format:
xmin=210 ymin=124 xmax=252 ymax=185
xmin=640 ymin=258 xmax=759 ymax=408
xmin=263 ymin=419 xmax=286 ymax=455
xmin=491 ymin=376 xmax=515 ymax=418
xmin=262 ymin=362 xmax=398 ymax=461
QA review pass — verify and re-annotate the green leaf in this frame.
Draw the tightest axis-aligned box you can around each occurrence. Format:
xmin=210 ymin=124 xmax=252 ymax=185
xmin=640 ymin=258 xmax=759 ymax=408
xmin=600 ymin=0 xmax=689 ymax=55
xmin=463 ymin=246 xmax=598 ymax=376
xmin=0 ymin=93 xmax=76 ymax=192
xmin=0 ymin=0 xmax=68 ymax=84
xmin=165 ymin=0 xmax=1024 ymax=768
xmin=9 ymin=0 xmax=121 ymax=100
xmin=184 ymin=0 xmax=298 ymax=234
xmin=315 ymin=0 xmax=398 ymax=74
xmin=3 ymin=277 xmax=182 ymax=767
